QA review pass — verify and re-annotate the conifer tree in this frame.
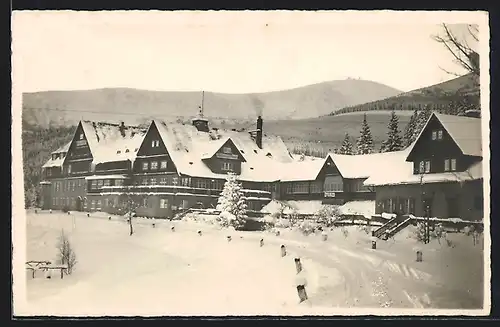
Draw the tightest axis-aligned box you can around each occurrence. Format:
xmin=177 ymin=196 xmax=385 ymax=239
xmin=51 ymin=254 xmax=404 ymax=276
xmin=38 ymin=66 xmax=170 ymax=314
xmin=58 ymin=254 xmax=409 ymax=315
xmin=216 ymin=172 xmax=247 ymax=230
xmin=412 ymin=104 xmax=433 ymax=142
xmin=356 ymin=113 xmax=374 ymax=154
xmin=380 ymin=110 xmax=403 ymax=153
xmin=403 ymin=109 xmax=419 ymax=148
xmin=338 ymin=133 xmax=354 ymax=155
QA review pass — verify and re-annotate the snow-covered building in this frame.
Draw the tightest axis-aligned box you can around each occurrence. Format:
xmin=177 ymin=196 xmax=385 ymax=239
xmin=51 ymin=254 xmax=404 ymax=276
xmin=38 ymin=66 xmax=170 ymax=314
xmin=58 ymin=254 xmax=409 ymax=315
xmin=364 ymin=112 xmax=484 ymax=221
xmin=40 ymin=115 xmax=299 ymax=217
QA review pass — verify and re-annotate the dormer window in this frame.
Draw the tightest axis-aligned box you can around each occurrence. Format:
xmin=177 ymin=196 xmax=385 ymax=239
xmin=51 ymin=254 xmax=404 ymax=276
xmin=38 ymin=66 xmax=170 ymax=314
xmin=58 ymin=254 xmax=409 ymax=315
xmin=222 ymin=161 xmax=234 ymax=171
xmin=432 ymin=130 xmax=443 ymax=140
xmin=432 ymin=131 xmax=437 ymax=140
xmin=79 ymin=133 xmax=84 ymax=140
xmin=222 ymin=146 xmax=232 ymax=154
xmin=125 ymin=149 xmax=130 ymax=153
xmin=117 ymin=150 xmax=121 ymax=154
xmin=266 ymin=152 xmax=272 ymax=158
xmin=151 ymin=140 xmax=160 ymax=148
xmin=253 ymin=150 xmax=258 ymax=154
xmin=438 ymin=130 xmax=443 ymax=140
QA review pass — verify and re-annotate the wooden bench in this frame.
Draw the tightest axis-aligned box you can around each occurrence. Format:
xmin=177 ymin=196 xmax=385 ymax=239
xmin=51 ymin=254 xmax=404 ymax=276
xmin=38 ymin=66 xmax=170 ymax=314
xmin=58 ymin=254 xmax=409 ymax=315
xmin=26 ymin=261 xmax=68 ymax=279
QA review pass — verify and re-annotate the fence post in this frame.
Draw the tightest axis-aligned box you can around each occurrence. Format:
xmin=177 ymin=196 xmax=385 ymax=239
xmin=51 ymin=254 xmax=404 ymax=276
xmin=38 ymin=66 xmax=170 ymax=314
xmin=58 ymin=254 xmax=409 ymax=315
xmin=260 ymin=238 xmax=264 ymax=247
xmin=294 ymin=258 xmax=302 ymax=273
xmin=198 ymin=230 xmax=202 ymax=236
xmin=227 ymin=235 xmax=232 ymax=242
xmin=171 ymin=226 xmax=175 ymax=232
xmin=280 ymin=245 xmax=286 ymax=257
xmin=371 ymin=236 xmax=377 ymax=249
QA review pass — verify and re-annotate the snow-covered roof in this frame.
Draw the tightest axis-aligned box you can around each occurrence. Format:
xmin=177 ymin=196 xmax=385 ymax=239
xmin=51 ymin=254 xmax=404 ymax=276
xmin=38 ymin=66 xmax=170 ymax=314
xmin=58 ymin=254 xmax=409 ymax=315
xmin=338 ymin=200 xmax=375 ymax=219
xmin=364 ymin=155 xmax=483 ymax=187
xmin=80 ymin=121 xmax=147 ymax=165
xmin=154 ymin=120 xmax=293 ymax=182
xmin=279 ymin=158 xmax=326 ymax=182
xmin=328 ymin=148 xmax=412 ymax=179
xmin=52 ymin=142 xmax=71 ymax=154
xmin=433 ymin=113 xmax=482 ymax=157
xmin=42 ymin=142 xmax=72 ymax=168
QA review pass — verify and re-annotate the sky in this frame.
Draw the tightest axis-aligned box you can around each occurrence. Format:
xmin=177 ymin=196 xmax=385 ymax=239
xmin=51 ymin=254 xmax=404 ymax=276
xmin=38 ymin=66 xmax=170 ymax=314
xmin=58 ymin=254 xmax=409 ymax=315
xmin=12 ymin=11 xmax=485 ymax=94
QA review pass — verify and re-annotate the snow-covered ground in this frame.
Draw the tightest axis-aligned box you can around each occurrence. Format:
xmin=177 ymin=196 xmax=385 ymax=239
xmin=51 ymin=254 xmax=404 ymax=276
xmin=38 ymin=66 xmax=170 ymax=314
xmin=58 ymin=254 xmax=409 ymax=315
xmin=15 ymin=210 xmax=488 ymax=316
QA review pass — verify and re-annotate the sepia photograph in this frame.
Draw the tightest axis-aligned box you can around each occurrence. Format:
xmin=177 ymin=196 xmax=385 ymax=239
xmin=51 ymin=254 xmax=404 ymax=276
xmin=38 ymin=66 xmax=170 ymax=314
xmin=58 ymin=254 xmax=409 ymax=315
xmin=11 ymin=10 xmax=490 ymax=317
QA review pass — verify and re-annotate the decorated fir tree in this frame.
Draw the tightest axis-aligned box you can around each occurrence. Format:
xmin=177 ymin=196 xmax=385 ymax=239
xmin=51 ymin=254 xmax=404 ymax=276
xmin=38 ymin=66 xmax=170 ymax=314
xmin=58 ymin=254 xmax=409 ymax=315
xmin=380 ymin=110 xmax=403 ymax=153
xmin=216 ymin=172 xmax=248 ymax=229
xmin=338 ymin=133 xmax=354 ymax=155
xmin=356 ymin=113 xmax=374 ymax=154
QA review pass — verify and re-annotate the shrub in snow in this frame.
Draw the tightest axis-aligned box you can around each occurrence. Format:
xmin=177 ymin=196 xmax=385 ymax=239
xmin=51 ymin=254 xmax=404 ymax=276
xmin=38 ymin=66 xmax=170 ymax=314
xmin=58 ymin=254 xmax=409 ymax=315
xmin=56 ymin=230 xmax=77 ymax=275
xmin=314 ymin=205 xmax=341 ymax=227
xmin=274 ymin=218 xmax=292 ymax=229
xmin=62 ymin=205 xmax=70 ymax=213
xmin=216 ymin=172 xmax=247 ymax=230
xmin=298 ymin=220 xmax=315 ymax=236
xmin=358 ymin=223 xmax=372 ymax=235
xmin=341 ymin=226 xmax=349 ymax=238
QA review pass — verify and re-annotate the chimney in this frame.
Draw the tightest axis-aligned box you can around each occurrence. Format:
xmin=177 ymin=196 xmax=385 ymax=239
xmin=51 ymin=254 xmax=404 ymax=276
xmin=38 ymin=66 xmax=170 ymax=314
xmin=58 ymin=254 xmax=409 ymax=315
xmin=119 ymin=121 xmax=126 ymax=137
xmin=256 ymin=116 xmax=263 ymax=149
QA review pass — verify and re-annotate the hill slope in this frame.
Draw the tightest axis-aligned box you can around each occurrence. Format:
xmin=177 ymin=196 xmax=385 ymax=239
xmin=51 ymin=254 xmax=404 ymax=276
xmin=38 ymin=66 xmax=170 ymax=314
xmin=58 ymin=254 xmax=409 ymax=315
xmin=22 ymin=79 xmax=401 ymax=127
xmin=331 ymin=74 xmax=479 ymax=116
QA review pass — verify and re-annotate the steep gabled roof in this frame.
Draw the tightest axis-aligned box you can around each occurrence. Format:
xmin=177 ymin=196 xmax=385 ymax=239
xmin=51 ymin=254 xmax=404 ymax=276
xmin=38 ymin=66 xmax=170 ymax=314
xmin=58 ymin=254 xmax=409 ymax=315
xmin=53 ymin=142 xmax=71 ymax=154
xmin=279 ymin=158 xmax=328 ymax=182
xmin=327 ymin=148 xmax=412 ymax=179
xmin=434 ymin=113 xmax=482 ymax=157
xmin=153 ymin=120 xmax=293 ymax=182
xmin=43 ymin=141 xmax=72 ymax=168
xmin=406 ymin=112 xmax=482 ymax=161
xmin=79 ymin=120 xmax=147 ymax=165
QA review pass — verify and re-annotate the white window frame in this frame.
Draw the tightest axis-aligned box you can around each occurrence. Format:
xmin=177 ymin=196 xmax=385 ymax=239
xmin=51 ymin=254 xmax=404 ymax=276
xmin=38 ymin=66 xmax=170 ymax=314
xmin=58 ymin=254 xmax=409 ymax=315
xmin=103 ymin=179 xmax=110 ymax=187
xmin=431 ymin=131 xmax=437 ymax=140
xmin=160 ymin=160 xmax=168 ymax=169
xmin=97 ymin=180 xmax=104 ymax=187
xmin=444 ymin=159 xmax=450 ymax=172
xmin=150 ymin=161 xmax=158 ymax=170
xmin=91 ymin=180 xmax=97 ymax=189
xmin=151 ymin=140 xmax=160 ymax=148
xmin=150 ymin=177 xmax=157 ymax=185
xmin=222 ymin=146 xmax=232 ymax=154
xmin=160 ymin=198 xmax=169 ymax=209
xmin=159 ymin=177 xmax=167 ymax=185
xmin=425 ymin=161 xmax=431 ymax=173
xmin=419 ymin=161 xmax=425 ymax=174
xmin=221 ymin=161 xmax=234 ymax=171
xmin=437 ymin=130 xmax=443 ymax=140
xmin=142 ymin=162 xmax=149 ymax=171
xmin=182 ymin=199 xmax=189 ymax=209
xmin=451 ymin=158 xmax=457 ymax=171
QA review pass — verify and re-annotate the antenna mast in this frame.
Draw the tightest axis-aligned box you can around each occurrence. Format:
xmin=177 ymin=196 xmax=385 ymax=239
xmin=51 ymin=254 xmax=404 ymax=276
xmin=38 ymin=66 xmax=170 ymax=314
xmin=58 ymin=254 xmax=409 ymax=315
xmin=199 ymin=91 xmax=205 ymax=118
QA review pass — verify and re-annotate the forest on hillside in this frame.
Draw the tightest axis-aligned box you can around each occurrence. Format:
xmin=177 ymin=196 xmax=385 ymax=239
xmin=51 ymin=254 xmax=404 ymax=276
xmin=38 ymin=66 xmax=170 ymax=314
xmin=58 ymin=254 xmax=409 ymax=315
xmin=22 ymin=121 xmax=76 ymax=207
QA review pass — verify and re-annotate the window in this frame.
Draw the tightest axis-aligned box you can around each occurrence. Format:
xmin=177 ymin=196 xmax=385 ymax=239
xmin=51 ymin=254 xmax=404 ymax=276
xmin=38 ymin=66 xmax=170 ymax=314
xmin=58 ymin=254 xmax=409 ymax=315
xmin=438 ymin=130 xmax=443 ymax=140
xmin=160 ymin=160 xmax=168 ymax=169
xmin=97 ymin=200 xmax=102 ymax=209
xmin=172 ymin=176 xmax=179 ymax=186
xmin=151 ymin=140 xmax=160 ymax=148
xmin=91 ymin=180 xmax=97 ymax=190
xmin=151 ymin=161 xmax=158 ymax=170
xmin=143 ymin=198 xmax=148 ymax=207
xmin=71 ymin=181 xmax=75 ymax=191
xmin=141 ymin=178 xmax=149 ymax=185
xmin=222 ymin=146 xmax=232 ymax=154
xmin=221 ymin=161 xmax=234 ymax=171
xmin=159 ymin=177 xmax=167 ymax=185
xmin=160 ymin=199 xmax=169 ymax=209
xmin=115 ymin=179 xmax=124 ymax=186
xmin=324 ymin=175 xmax=343 ymax=192
xmin=285 ymin=183 xmax=293 ymax=194
xmin=103 ymin=179 xmax=110 ymax=187
xmin=196 ymin=179 xmax=207 ymax=189
xmin=104 ymin=198 xmax=109 ymax=208
xmin=181 ymin=177 xmax=191 ymax=187
xmin=310 ymin=181 xmax=323 ymax=194
xmin=444 ymin=159 xmax=450 ymax=172
xmin=408 ymin=198 xmax=416 ymax=215
xmin=425 ymin=161 xmax=431 ymax=173
xmin=79 ymin=133 xmax=84 ymax=140
xmin=432 ymin=131 xmax=437 ymax=140
xmin=451 ymin=158 xmax=457 ymax=171
xmin=150 ymin=177 xmax=157 ymax=185
xmin=181 ymin=200 xmax=189 ymax=209
xmin=97 ymin=180 xmax=104 ymax=187
xmin=292 ymin=182 xmax=309 ymax=194
xmin=142 ymin=162 xmax=149 ymax=171
xmin=419 ymin=161 xmax=425 ymax=173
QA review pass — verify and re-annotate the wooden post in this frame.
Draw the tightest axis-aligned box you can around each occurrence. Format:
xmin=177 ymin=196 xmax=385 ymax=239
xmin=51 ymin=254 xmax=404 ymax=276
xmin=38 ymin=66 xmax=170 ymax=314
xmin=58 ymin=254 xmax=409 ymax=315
xmin=275 ymin=230 xmax=280 ymax=236
xmin=171 ymin=226 xmax=175 ymax=232
xmin=372 ymin=240 xmax=377 ymax=249
xmin=198 ymin=230 xmax=202 ymax=236
xmin=87 ymin=213 xmax=90 ymax=217
xmin=108 ymin=216 xmax=112 ymax=220
xmin=294 ymin=258 xmax=302 ymax=273
xmin=260 ymin=238 xmax=264 ymax=247
xmin=60 ymin=268 xmax=64 ymax=279
xmin=280 ymin=245 xmax=286 ymax=257
xmin=296 ymin=285 xmax=308 ymax=303
xmin=416 ymin=250 xmax=423 ymax=262
xmin=152 ymin=223 xmax=156 ymax=228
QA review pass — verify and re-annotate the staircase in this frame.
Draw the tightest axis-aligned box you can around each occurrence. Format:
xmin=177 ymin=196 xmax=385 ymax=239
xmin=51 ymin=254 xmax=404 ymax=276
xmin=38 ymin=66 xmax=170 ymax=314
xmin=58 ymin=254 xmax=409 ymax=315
xmin=373 ymin=215 xmax=413 ymax=240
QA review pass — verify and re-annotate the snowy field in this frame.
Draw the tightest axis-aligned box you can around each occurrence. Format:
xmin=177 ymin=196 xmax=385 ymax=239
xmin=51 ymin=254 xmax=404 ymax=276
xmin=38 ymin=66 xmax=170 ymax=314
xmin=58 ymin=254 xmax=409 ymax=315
xmin=15 ymin=210 xmax=487 ymax=316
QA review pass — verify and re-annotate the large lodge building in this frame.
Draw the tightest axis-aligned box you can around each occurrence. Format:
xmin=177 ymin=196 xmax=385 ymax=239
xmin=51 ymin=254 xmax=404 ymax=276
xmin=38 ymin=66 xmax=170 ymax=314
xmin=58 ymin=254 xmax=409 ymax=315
xmin=39 ymin=112 xmax=484 ymax=221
